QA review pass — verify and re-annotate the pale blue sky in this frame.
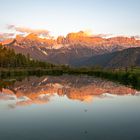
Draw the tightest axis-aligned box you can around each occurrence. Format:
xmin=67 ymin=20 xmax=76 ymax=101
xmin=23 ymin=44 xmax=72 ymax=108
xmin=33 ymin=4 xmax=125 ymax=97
xmin=0 ymin=0 xmax=140 ymax=36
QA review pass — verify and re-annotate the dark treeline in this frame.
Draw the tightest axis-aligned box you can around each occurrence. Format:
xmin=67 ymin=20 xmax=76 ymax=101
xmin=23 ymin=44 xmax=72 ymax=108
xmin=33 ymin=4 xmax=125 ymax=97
xmin=0 ymin=44 xmax=55 ymax=68
xmin=87 ymin=69 xmax=140 ymax=90
xmin=64 ymin=67 xmax=140 ymax=90
xmin=1 ymin=66 xmax=140 ymax=90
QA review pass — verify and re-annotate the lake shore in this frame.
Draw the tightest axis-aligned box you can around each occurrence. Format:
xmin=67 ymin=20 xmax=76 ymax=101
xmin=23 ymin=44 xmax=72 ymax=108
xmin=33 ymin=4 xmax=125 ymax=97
xmin=0 ymin=67 xmax=140 ymax=90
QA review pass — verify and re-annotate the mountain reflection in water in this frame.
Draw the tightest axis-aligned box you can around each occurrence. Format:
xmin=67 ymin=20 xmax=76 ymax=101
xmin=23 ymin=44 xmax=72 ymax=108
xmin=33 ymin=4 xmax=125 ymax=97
xmin=0 ymin=75 xmax=138 ymax=108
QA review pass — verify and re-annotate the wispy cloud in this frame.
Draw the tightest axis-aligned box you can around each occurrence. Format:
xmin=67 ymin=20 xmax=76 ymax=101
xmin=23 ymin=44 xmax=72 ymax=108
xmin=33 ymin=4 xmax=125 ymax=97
xmin=7 ymin=25 xmax=50 ymax=37
xmin=92 ymin=34 xmax=113 ymax=38
xmin=68 ymin=30 xmax=113 ymax=38
xmin=0 ymin=33 xmax=15 ymax=41
xmin=132 ymin=35 xmax=140 ymax=40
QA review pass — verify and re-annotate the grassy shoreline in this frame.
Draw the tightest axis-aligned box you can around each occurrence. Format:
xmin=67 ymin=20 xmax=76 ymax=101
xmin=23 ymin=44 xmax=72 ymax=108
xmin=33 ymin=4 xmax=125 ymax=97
xmin=0 ymin=67 xmax=140 ymax=90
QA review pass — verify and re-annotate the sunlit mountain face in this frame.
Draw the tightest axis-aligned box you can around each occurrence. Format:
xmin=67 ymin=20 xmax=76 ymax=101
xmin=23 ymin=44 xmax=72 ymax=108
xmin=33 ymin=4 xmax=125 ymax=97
xmin=0 ymin=75 xmax=139 ymax=108
xmin=1 ymin=30 xmax=140 ymax=47
xmin=1 ymin=30 xmax=140 ymax=66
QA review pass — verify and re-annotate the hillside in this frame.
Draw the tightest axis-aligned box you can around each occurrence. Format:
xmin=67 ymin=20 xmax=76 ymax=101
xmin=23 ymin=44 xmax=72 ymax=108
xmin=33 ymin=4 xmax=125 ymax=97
xmin=77 ymin=47 xmax=140 ymax=68
xmin=0 ymin=44 xmax=53 ymax=68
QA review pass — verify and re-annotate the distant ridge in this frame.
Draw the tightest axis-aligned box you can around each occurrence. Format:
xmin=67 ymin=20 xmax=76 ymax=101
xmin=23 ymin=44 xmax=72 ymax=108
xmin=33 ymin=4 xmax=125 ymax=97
xmin=76 ymin=47 xmax=140 ymax=68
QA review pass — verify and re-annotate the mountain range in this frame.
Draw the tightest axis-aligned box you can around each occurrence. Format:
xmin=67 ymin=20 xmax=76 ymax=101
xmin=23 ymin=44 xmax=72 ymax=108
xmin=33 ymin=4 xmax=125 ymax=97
xmin=1 ymin=31 xmax=140 ymax=68
xmin=74 ymin=47 xmax=140 ymax=68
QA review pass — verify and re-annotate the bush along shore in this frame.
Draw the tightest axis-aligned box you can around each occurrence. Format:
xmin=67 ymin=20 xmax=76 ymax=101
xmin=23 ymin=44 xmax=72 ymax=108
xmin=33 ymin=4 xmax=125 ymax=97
xmin=65 ymin=67 xmax=140 ymax=90
xmin=0 ymin=67 xmax=140 ymax=90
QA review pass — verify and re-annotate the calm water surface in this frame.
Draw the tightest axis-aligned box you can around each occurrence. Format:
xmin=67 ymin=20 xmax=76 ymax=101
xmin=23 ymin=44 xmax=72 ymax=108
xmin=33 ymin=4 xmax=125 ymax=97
xmin=0 ymin=75 xmax=140 ymax=140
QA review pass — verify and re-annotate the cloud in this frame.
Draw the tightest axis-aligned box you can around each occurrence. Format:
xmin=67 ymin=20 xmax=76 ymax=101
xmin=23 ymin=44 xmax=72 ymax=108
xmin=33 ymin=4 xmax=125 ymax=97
xmin=92 ymin=34 xmax=113 ymax=38
xmin=68 ymin=30 xmax=113 ymax=38
xmin=132 ymin=35 xmax=140 ymax=40
xmin=0 ymin=33 xmax=15 ymax=41
xmin=7 ymin=25 xmax=50 ymax=37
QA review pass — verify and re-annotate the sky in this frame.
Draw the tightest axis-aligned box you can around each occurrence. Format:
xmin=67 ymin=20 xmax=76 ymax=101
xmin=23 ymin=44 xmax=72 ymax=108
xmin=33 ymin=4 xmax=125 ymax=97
xmin=0 ymin=0 xmax=140 ymax=37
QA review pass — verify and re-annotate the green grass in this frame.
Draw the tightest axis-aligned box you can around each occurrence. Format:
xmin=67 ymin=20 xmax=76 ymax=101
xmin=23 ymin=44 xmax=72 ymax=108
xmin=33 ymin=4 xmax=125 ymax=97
xmin=1 ymin=67 xmax=140 ymax=90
